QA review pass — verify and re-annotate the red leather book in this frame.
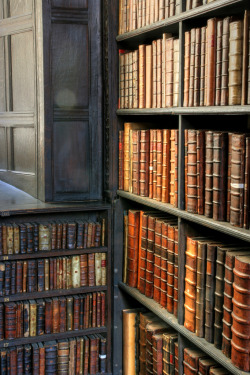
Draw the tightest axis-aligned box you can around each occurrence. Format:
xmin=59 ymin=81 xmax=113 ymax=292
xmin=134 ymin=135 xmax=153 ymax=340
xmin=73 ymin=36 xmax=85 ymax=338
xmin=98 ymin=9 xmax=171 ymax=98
xmin=92 ymin=292 xmax=97 ymax=328
xmin=59 ymin=297 xmax=66 ymax=333
xmin=198 ymin=357 xmax=218 ymax=374
xmin=174 ymin=226 xmax=179 ymax=318
xmin=162 ymin=129 xmax=171 ymax=203
xmin=52 ymin=297 xmax=59 ymax=333
xmin=45 ymin=298 xmax=52 ymax=334
xmin=170 ymin=130 xmax=178 ymax=207
xmin=5 ymin=302 xmax=17 ymax=339
xmin=127 ymin=210 xmax=141 ymax=288
xmin=80 ymin=254 xmax=88 ymax=287
xmin=140 ymin=130 xmax=150 ymax=197
xmin=38 ymin=343 xmax=45 ymax=375
xmin=183 ymin=348 xmax=206 ymax=371
xmin=119 ymin=130 xmax=124 ymax=190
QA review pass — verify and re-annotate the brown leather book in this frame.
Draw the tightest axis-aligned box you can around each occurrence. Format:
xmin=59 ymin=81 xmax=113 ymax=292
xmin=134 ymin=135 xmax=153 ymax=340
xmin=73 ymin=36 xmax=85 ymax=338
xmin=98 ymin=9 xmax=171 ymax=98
xmin=152 ymin=129 xmax=157 ymax=200
xmin=133 ymin=50 xmax=139 ymax=109
xmin=146 ymin=321 xmax=169 ymax=375
xmin=196 ymin=239 xmax=207 ymax=338
xmin=184 ymin=31 xmax=191 ymax=107
xmin=206 ymin=18 xmax=217 ymax=106
xmin=6 ymin=225 xmax=14 ymax=255
xmin=127 ymin=210 xmax=141 ymax=288
xmin=59 ymin=296 xmax=66 ymax=333
xmin=153 ymin=218 xmax=163 ymax=304
xmin=38 ymin=342 xmax=45 ymax=375
xmin=152 ymin=332 xmax=164 ymax=375
xmin=221 ymin=17 xmax=230 ymax=106
xmin=45 ymin=298 xmax=52 ymax=334
xmin=160 ymin=221 xmax=168 ymax=308
xmin=198 ymin=358 xmax=218 ymax=374
xmin=119 ymin=52 xmax=125 ymax=109
xmin=80 ymin=254 xmax=88 ymax=287
xmin=166 ymin=37 xmax=174 ymax=107
xmin=215 ymin=20 xmax=223 ymax=106
xmin=199 ymin=26 xmax=207 ymax=106
xmin=242 ymin=11 xmax=250 ymax=104
xmin=205 ymin=131 xmax=213 ymax=218
xmin=173 ymin=38 xmax=179 ymax=107
xmin=124 ymin=52 xmax=129 ymax=109
xmin=244 ymin=137 xmax=250 ymax=229
xmin=128 ymin=52 xmax=133 ymax=109
xmin=197 ymin=130 xmax=205 ymax=215
xmin=226 ymin=133 xmax=233 ymax=222
xmin=119 ymin=130 xmax=124 ymax=190
xmin=162 ymin=331 xmax=178 ymax=375
xmin=132 ymin=130 xmax=141 ymax=195
xmin=123 ymin=212 xmax=128 ymax=285
xmin=170 ymin=130 xmax=178 ymax=207
xmin=146 ymin=215 xmax=156 ymax=298
xmin=140 ymin=129 xmax=150 ymax=197
xmin=194 ymin=28 xmax=201 ymax=107
xmin=187 ymin=129 xmax=198 ymax=213
xmin=230 ymin=133 xmax=245 ymax=228
xmin=189 ymin=28 xmax=196 ymax=107
xmin=139 ymin=44 xmax=146 ymax=108
xmin=52 ymin=297 xmax=59 ymax=333
xmin=162 ymin=34 xmax=166 ymax=108
xmin=162 ymin=129 xmax=171 ymax=203
xmin=174 ymin=226 xmax=179 ymax=318
xmin=152 ymin=40 xmax=157 ymax=108
xmin=139 ymin=311 xmax=158 ymax=375
xmin=209 ymin=368 xmax=230 ymax=375
xmin=167 ymin=223 xmax=177 ymax=314
xmin=123 ymin=309 xmax=142 ymax=375
xmin=228 ymin=20 xmax=243 ymax=105
xmin=183 ymin=348 xmax=206 ymax=371
xmin=58 ymin=340 xmax=69 ymax=374
xmin=88 ymin=253 xmax=95 ymax=287
xmin=212 ymin=131 xmax=228 ymax=222
xmin=146 ymin=45 xmax=152 ymax=108
xmin=156 ymin=129 xmax=163 ymax=201
xmin=149 ymin=130 xmax=154 ymax=198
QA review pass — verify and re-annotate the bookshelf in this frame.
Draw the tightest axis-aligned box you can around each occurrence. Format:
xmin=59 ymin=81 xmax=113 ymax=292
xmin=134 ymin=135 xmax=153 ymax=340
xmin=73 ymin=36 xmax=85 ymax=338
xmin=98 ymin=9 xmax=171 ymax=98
xmin=109 ymin=0 xmax=250 ymax=374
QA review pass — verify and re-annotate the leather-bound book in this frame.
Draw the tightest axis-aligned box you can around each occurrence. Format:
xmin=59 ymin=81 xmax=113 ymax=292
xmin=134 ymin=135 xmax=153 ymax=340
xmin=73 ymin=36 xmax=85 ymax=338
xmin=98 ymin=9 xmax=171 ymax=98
xmin=58 ymin=340 xmax=69 ymax=374
xmin=44 ymin=259 xmax=49 ymax=291
xmin=124 ymin=52 xmax=129 ymax=109
xmin=167 ymin=223 xmax=177 ymax=314
xmin=0 ymin=225 xmax=3 ymax=256
xmin=159 ymin=0 xmax=165 ymax=21
xmin=212 ymin=131 xmax=228 ymax=222
xmin=84 ymin=294 xmax=90 ymax=329
xmin=123 ymin=309 xmax=141 ymax=375
xmin=174 ymin=341 xmax=178 ymax=375
xmin=230 ymin=133 xmax=245 ymax=227
xmin=62 ymin=222 xmax=67 ymax=249
xmin=146 ymin=321 xmax=169 ymax=375
xmin=66 ymin=257 xmax=72 ymax=289
xmin=44 ymin=298 xmax=52 ymax=334
xmin=149 ymin=129 xmax=154 ymax=198
xmin=139 ymin=44 xmax=146 ymax=108
xmin=140 ymin=129 xmax=150 ymax=197
xmin=24 ymin=345 xmax=32 ymax=374
xmin=226 ymin=133 xmax=233 ymax=222
xmin=152 ymin=332 xmax=164 ymax=375
xmin=29 ymin=300 xmax=37 ymax=337
xmin=184 ymin=31 xmax=191 ymax=107
xmin=221 ymin=17 xmax=230 ymax=106
xmin=89 ymin=335 xmax=99 ymax=375
xmin=67 ymin=223 xmax=76 ymax=250
xmin=6 ymin=224 xmax=14 ymax=255
xmin=0 ymin=263 xmax=5 ymax=296
xmin=128 ymin=51 xmax=133 ymax=110
xmin=244 ymin=137 xmax=250 ymax=229
xmin=38 ymin=224 xmax=51 ymax=251
xmin=83 ymin=336 xmax=89 ymax=375
xmin=51 ymin=222 xmax=57 ymax=250
xmin=153 ymin=218 xmax=163 ymax=304
xmin=75 ymin=337 xmax=81 ymax=374
xmin=146 ymin=45 xmax=152 ymax=108
xmin=215 ymin=20 xmax=223 ymax=106
xmin=16 ymin=346 xmax=24 ymax=375
xmin=228 ymin=20 xmax=243 ymax=105
xmin=183 ymin=348 xmax=206 ymax=373
xmin=156 ymin=130 xmax=163 ymax=201
xmin=52 ymin=297 xmax=59 ymax=333
xmin=206 ymin=18 xmax=217 ymax=106
xmin=98 ymin=334 xmax=107 ymax=373
xmin=160 ymin=221 xmax=168 ymax=308
xmin=89 ymin=293 xmax=93 ymax=328
xmin=37 ymin=259 xmax=45 ymax=292
xmin=173 ymin=38 xmax=179 ymax=107
xmin=139 ymin=311 xmax=158 ymax=375
xmin=5 ymin=302 xmax=17 ymax=339
xmin=198 ymin=358 xmax=218 ymax=374
xmin=187 ymin=129 xmax=198 ymax=213
xmin=69 ymin=338 xmax=76 ymax=375
xmin=162 ymin=33 xmax=167 ymax=108
xmin=56 ymin=221 xmax=62 ymax=250
xmin=32 ymin=343 xmax=39 ymax=375
xmin=37 ymin=299 xmax=45 ymax=336
xmin=127 ymin=210 xmax=140 ymax=288
xmin=2 ymin=224 xmax=7 ymax=255
xmin=200 ymin=26 xmax=206 ymax=106
xmin=152 ymin=40 xmax=157 ymax=108
xmin=162 ymin=129 xmax=171 ymax=203
xmin=170 ymin=130 xmax=178 ymax=207
xmin=72 ymin=255 xmax=80 ymax=288
xmin=194 ymin=28 xmax=201 ymax=107
xmin=10 ymin=261 xmax=16 ymax=295
xmin=132 ymin=130 xmax=141 ymax=195
xmin=66 ymin=296 xmax=73 ymax=332
xmin=57 ymin=297 xmax=66 ymax=333
xmin=209 ymin=368 xmax=229 ymax=375
xmin=197 ymin=130 xmax=205 ymax=215
xmin=23 ymin=301 xmax=29 ymax=337
xmin=123 ymin=212 xmax=128 ymax=284
xmin=88 ymin=253 xmax=95 ymax=287
xmin=139 ymin=213 xmax=148 ymax=295
xmin=152 ymin=130 xmax=158 ymax=200
xmin=119 ymin=130 xmax=124 ymax=190
xmin=13 ymin=224 xmax=20 ymax=255
xmin=0 ymin=350 xmax=7 ymax=374
xmin=45 ymin=341 xmax=57 ymax=375
xmin=92 ymin=292 xmax=97 ymax=328
xmin=10 ymin=348 xmax=17 ymax=375
xmin=22 ymin=261 xmax=27 ymax=293
xmin=133 ymin=48 xmax=139 ymax=109
xmin=189 ymin=28 xmax=196 ymax=107
xmin=205 ymin=131 xmax=213 ymax=218
xmin=27 ymin=259 xmax=37 ymax=293
xmin=162 ymin=331 xmax=177 ymax=375
xmin=16 ymin=302 xmax=24 ymax=338
xmin=4 ymin=262 xmax=11 ymax=296
xmin=101 ymin=253 xmax=107 ymax=285
xmin=166 ymin=37 xmax=174 ymax=108
xmin=146 ymin=215 xmax=157 ymax=298
xmin=173 ymin=226 xmax=179 ymax=318
xmin=196 ymin=239 xmax=207 ymax=338
xmin=73 ymin=295 xmax=80 ymax=331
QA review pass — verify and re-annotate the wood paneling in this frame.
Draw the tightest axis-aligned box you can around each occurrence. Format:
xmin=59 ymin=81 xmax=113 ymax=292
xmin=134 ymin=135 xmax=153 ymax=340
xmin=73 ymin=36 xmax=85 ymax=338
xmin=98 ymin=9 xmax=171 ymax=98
xmin=12 ymin=127 xmax=35 ymax=173
xmin=9 ymin=0 xmax=32 ymax=17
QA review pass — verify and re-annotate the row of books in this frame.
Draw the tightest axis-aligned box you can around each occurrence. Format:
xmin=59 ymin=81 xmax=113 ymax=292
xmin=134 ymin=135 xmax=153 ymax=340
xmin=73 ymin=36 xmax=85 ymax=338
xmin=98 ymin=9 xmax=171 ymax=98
xmin=119 ymin=124 xmax=178 ymax=207
xmin=123 ymin=309 xmax=179 ymax=375
xmin=0 ymin=335 xmax=107 ymax=374
xmin=0 ymin=219 xmax=105 ymax=255
xmin=0 ymin=253 xmax=107 ymax=296
xmin=185 ymin=130 xmax=250 ymax=229
xmin=118 ymin=0 xmax=181 ymax=35
xmin=0 ymin=293 xmax=106 ymax=340
xmin=184 ymin=236 xmax=250 ymax=371
xmin=184 ymin=13 xmax=250 ymax=107
xmin=123 ymin=210 xmax=178 ymax=316
xmin=119 ymin=34 xmax=179 ymax=109
xmin=183 ymin=347 xmax=229 ymax=375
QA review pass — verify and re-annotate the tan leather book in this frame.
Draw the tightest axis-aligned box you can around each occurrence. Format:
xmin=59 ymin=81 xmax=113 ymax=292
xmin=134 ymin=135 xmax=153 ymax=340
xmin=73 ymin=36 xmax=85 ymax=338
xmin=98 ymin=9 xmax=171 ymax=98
xmin=101 ymin=253 xmax=107 ymax=285
xmin=162 ymin=129 xmax=171 ymax=203
xmin=242 ymin=11 xmax=250 ymax=104
xmin=6 ymin=225 xmax=13 ymax=255
xmin=156 ymin=39 xmax=162 ymax=108
xmin=119 ymin=52 xmax=125 ymax=109
xmin=194 ymin=28 xmax=201 ymax=107
xmin=206 ymin=18 xmax=217 ymax=106
xmin=13 ymin=224 xmax=20 ymax=254
xmin=159 ymin=0 xmax=165 ymax=20
xmin=228 ymin=20 xmax=243 ymax=105
xmin=162 ymin=33 xmax=166 ymax=108
xmin=123 ymin=309 xmax=142 ymax=375
xmin=189 ymin=28 xmax=196 ymax=107
xmin=221 ymin=17 xmax=230 ymax=106
xmin=173 ymin=38 xmax=179 ymax=107
xmin=146 ymin=0 xmax=150 ymax=26
xmin=183 ymin=31 xmax=191 ymax=107
xmin=187 ymin=129 xmax=198 ymax=213
xmin=145 ymin=45 xmax=152 ymax=108
xmin=154 ymin=0 xmax=159 ymax=23
xmin=66 ymin=257 xmax=72 ymax=289
xmin=139 ymin=44 xmax=146 ymax=108
xmin=215 ymin=20 xmax=223 ymax=106
xmin=95 ymin=253 xmax=102 ymax=286
xmin=128 ymin=51 xmax=133 ymax=109
xmin=150 ymin=0 xmax=155 ymax=25
xmin=166 ymin=37 xmax=174 ymax=107
xmin=29 ymin=300 xmax=37 ymax=337
xmin=152 ymin=40 xmax=157 ymax=108
xmin=124 ymin=52 xmax=129 ymax=109
xmin=140 ymin=129 xmax=150 ymax=197
xmin=200 ymin=26 xmax=207 ymax=106
xmin=152 ymin=129 xmax=157 ymax=200
xmin=72 ymin=255 xmax=80 ymax=288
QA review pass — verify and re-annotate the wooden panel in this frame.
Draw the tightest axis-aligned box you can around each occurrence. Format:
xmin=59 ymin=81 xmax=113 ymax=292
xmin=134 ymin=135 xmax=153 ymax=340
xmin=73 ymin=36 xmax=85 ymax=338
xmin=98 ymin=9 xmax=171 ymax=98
xmin=12 ymin=127 xmax=35 ymax=173
xmin=53 ymin=121 xmax=90 ymax=194
xmin=52 ymin=0 xmax=88 ymax=8
xmin=11 ymin=30 xmax=35 ymax=111
xmin=9 ymin=0 xmax=32 ymax=17
xmin=51 ymin=23 xmax=89 ymax=109
xmin=0 ymin=36 xmax=6 ymax=111
xmin=0 ymin=127 xmax=7 ymax=169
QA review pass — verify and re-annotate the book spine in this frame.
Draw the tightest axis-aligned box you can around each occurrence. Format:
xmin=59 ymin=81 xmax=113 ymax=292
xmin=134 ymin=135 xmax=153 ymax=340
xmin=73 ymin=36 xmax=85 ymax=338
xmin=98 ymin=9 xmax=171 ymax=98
xmin=127 ymin=210 xmax=140 ymax=288
xmin=206 ymin=18 xmax=217 ymax=106
xmin=166 ymin=38 xmax=174 ymax=107
xmin=132 ymin=130 xmax=141 ymax=195
xmin=139 ymin=45 xmax=146 ymax=108
xmin=139 ymin=213 xmax=148 ymax=295
xmin=215 ymin=20 xmax=223 ymax=106
xmin=243 ymin=137 xmax=250 ymax=229
xmin=160 ymin=221 xmax=168 ymax=308
xmin=140 ymin=130 xmax=150 ymax=197
xmin=153 ymin=219 xmax=162 ymax=304
xmin=200 ymin=26 xmax=207 ymax=106
xmin=194 ymin=28 xmax=201 ymax=107
xmin=187 ymin=129 xmax=198 ymax=213
xmin=189 ymin=28 xmax=196 ymax=107
xmin=156 ymin=129 xmax=163 ymax=201
xmin=145 ymin=215 xmax=156 ymax=298
xmin=205 ymin=131 xmax=213 ymax=218
xmin=195 ymin=241 xmax=207 ymax=337
xmin=228 ymin=20 xmax=243 ymax=105
xmin=173 ymin=38 xmax=179 ymax=107
xmin=145 ymin=45 xmax=152 ymax=108
xmin=183 ymin=31 xmax=191 ymax=107
xmin=167 ymin=224 xmax=176 ymax=314
xmin=205 ymin=243 xmax=217 ymax=343
xmin=214 ymin=247 xmax=226 ymax=349
xmin=221 ymin=17 xmax=230 ymax=106
xmin=162 ymin=129 xmax=171 ymax=203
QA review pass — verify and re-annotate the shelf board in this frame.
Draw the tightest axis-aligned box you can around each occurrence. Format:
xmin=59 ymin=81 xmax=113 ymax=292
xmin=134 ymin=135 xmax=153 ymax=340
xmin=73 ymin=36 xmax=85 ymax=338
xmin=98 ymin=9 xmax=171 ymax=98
xmin=116 ymin=0 xmax=245 ymax=46
xmin=0 ymin=246 xmax=108 ymax=261
xmin=0 ymin=285 xmax=107 ymax=302
xmin=117 ymin=105 xmax=250 ymax=116
xmin=0 ymin=326 xmax=107 ymax=348
xmin=117 ymin=190 xmax=250 ymax=242
xmin=119 ymin=282 xmax=247 ymax=375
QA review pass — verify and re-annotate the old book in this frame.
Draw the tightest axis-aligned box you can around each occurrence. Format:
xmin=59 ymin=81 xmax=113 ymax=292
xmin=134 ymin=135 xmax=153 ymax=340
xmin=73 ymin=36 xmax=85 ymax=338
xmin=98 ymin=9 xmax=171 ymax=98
xmin=123 ymin=309 xmax=142 ymax=375
xmin=37 ymin=299 xmax=45 ymax=336
xmin=221 ymin=17 xmax=230 ymax=106
xmin=206 ymin=18 xmax=217 ymax=106
xmin=45 ymin=298 xmax=52 ymax=334
xmin=242 ymin=11 xmax=250 ymax=104
xmin=88 ymin=253 xmax=95 ymax=287
xmin=146 ymin=321 xmax=169 ymax=375
xmin=23 ymin=301 xmax=30 ymax=337
xmin=152 ymin=40 xmax=157 ymax=108
xmin=101 ymin=252 xmax=107 ymax=285
xmin=188 ymin=28 xmax=196 ymax=107
xmin=200 ymin=26 xmax=206 ymax=106
xmin=170 ymin=130 xmax=178 ymax=207
xmin=153 ymin=218 xmax=163 ymax=304
xmin=162 ymin=129 xmax=171 ymax=203
xmin=58 ymin=340 xmax=69 ymax=374
xmin=152 ymin=332 xmax=164 ymax=375
xmin=228 ymin=20 xmax=243 ymax=105
xmin=162 ymin=331 xmax=178 ymax=375
xmin=140 ymin=129 xmax=150 ymax=197
xmin=139 ymin=213 xmax=148 ymax=294
xmin=123 ymin=212 xmax=128 ymax=284
xmin=139 ymin=311 xmax=158 ymax=375
xmin=166 ymin=37 xmax=174 ymax=107
xmin=52 ymin=297 xmax=59 ymax=333
xmin=127 ymin=210 xmax=141 ymax=288
xmin=17 ymin=261 xmax=24 ymax=295
xmin=128 ymin=51 xmax=133 ymax=109
xmin=145 ymin=214 xmax=156 ymax=298
xmin=59 ymin=297 xmax=66 ymax=333
xmin=156 ymin=129 xmax=163 ymax=201
xmin=173 ymin=38 xmax=179 ymax=107
xmin=29 ymin=300 xmax=37 ymax=337
xmin=205 ymin=131 xmax=213 ymax=218
xmin=133 ymin=50 xmax=139 ymax=109
xmin=230 ymin=133 xmax=245 ymax=227
xmin=244 ymin=137 xmax=250 ymax=229
xmin=6 ymin=225 xmax=13 ymax=255
xmin=45 ymin=341 xmax=57 ymax=374
xmin=95 ymin=252 xmax=102 ymax=286
xmin=215 ymin=20 xmax=223 ymax=106
xmin=38 ymin=224 xmax=51 ymax=251
xmin=213 ymin=131 xmax=228 ymax=222
xmin=197 ymin=130 xmax=205 ymax=215
xmin=119 ymin=132 xmax=124 ymax=190
xmin=194 ymin=28 xmax=201 ymax=107
xmin=183 ymin=348 xmax=206 ymax=373
xmin=167 ymin=223 xmax=177 ymax=314
xmin=124 ymin=52 xmax=129 ymax=109
xmin=198 ymin=357 xmax=218 ymax=374
xmin=119 ymin=52 xmax=125 ymax=109
xmin=196 ymin=239 xmax=207 ymax=338
xmin=173 ymin=226 xmax=179 ymax=318
xmin=146 ymin=45 xmax=152 ymax=108
xmin=139 ymin=44 xmax=146 ymax=108
xmin=187 ymin=129 xmax=198 ymax=213
xmin=160 ymin=221 xmax=168 ymax=308
xmin=226 ymin=133 xmax=233 ymax=222
xmin=132 ymin=130 xmax=141 ymax=195
xmin=184 ymin=31 xmax=191 ymax=107
xmin=152 ymin=129 xmax=157 ymax=200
